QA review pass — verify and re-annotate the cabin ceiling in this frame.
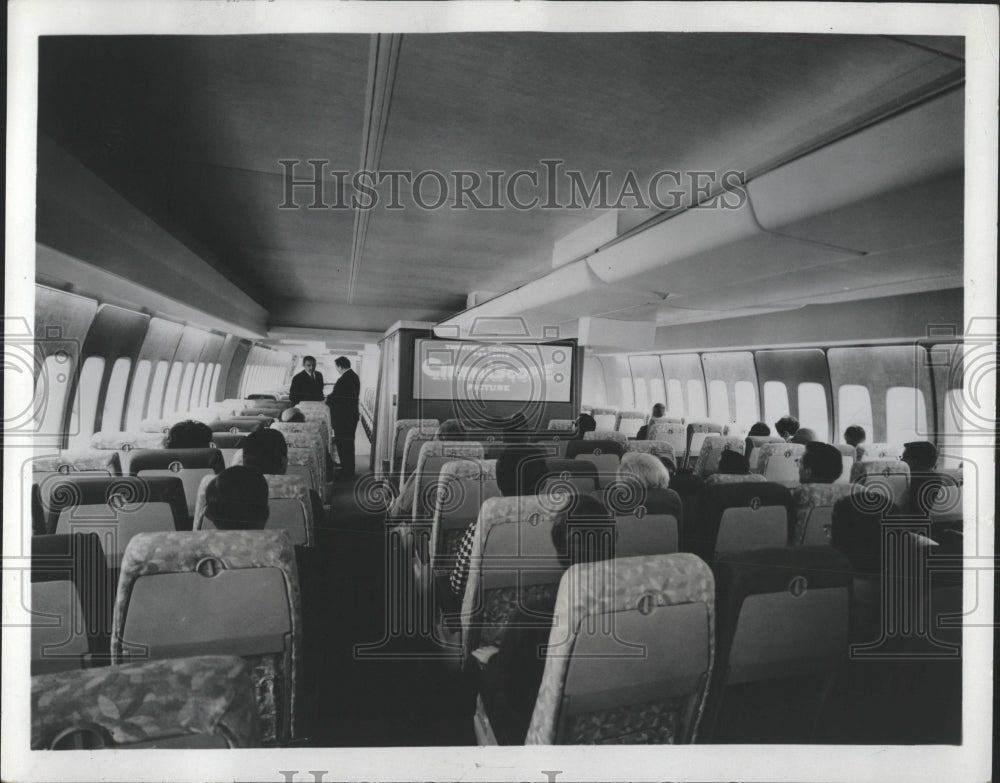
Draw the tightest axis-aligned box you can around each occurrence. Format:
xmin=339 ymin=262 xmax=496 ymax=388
xmin=37 ymin=33 xmax=964 ymax=340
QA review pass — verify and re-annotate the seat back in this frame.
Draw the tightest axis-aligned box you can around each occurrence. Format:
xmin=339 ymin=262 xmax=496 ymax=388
xmin=400 ymin=428 xmax=438 ymax=483
xmin=584 ymin=429 xmax=628 ymax=446
xmin=30 ymin=655 xmax=259 ymax=749
xmin=704 ymin=473 xmax=768 ymax=486
xmin=211 ymin=432 xmax=246 ymax=467
xmin=460 ymin=496 xmax=567 ymax=660
xmin=745 ymin=436 xmax=785 ymax=474
xmin=128 ymin=448 xmax=226 ymax=515
xmin=791 ymin=484 xmax=857 ymax=546
xmin=857 ymin=442 xmax=899 ymax=462
xmin=410 ymin=441 xmax=486 ymax=521
xmin=430 ymin=459 xmax=500 ymax=571
xmin=209 ymin=417 xmax=271 ymax=433
xmin=32 ymin=450 xmax=122 ymax=480
xmin=647 ymin=422 xmax=687 ymax=456
xmin=273 ymin=419 xmax=330 ymax=449
xmin=525 ymin=553 xmax=714 ymax=745
xmin=624 ymin=440 xmax=676 ymax=465
xmin=850 ymin=459 xmax=910 ymax=507
xmin=703 ymin=546 xmax=850 ymax=742
xmin=539 ymin=459 xmax=599 ymax=496
xmin=615 ymin=410 xmax=646 ymax=438
xmin=597 ymin=486 xmax=682 ymax=557
xmin=393 ymin=419 xmax=439 ymax=472
xmin=113 ymin=530 xmax=301 ymax=744
xmin=193 ymin=473 xmax=315 ymax=547
xmin=755 ymin=443 xmax=805 ymax=483
xmin=693 ymin=435 xmax=746 ymax=477
xmin=31 ymin=533 xmax=110 ymax=674
xmin=589 ymin=407 xmax=618 ymax=431
xmin=691 ymin=482 xmax=793 ymax=560
xmin=566 ymin=439 xmax=625 ymax=489
xmin=546 ymin=419 xmax=576 ymax=431
xmin=685 ymin=422 xmax=724 ymax=463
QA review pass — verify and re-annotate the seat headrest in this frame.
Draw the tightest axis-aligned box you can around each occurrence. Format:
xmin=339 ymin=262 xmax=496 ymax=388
xmin=127 ymin=448 xmax=226 ymax=473
xmin=37 ymin=475 xmax=189 ymax=534
xmin=565 ymin=439 xmax=626 ymax=458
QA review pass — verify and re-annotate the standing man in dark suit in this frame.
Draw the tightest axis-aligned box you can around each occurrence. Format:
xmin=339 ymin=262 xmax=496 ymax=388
xmin=289 ymin=356 xmax=325 ymax=405
xmin=327 ymin=356 xmax=360 ymax=478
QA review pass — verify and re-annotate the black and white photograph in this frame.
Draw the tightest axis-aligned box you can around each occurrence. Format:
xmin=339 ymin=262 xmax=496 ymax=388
xmin=2 ymin=2 xmax=996 ymax=781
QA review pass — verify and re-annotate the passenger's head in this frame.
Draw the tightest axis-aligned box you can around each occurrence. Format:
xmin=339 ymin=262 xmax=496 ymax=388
xmin=204 ymin=466 xmax=270 ymax=529
xmin=280 ymin=407 xmax=306 ymax=423
xmin=241 ymin=429 xmax=288 ymax=475
xmin=844 ymin=425 xmax=867 ymax=447
xmin=748 ymin=422 xmax=771 ymax=437
xmin=902 ymin=441 xmax=938 ymax=472
xmin=717 ymin=449 xmax=750 ymax=475
xmin=775 ymin=415 xmax=800 ymax=440
xmin=302 ymin=355 xmax=316 ymax=372
xmin=789 ymin=427 xmax=816 ymax=445
xmin=576 ymin=413 xmax=597 ymax=435
xmin=166 ymin=420 xmax=213 ymax=449
xmin=437 ymin=418 xmax=465 ymax=438
xmin=651 ymin=403 xmax=666 ymax=419
xmin=495 ymin=445 xmax=548 ymax=497
xmin=551 ymin=494 xmax=615 ymax=569
xmin=617 ymin=451 xmax=671 ymax=490
xmin=798 ymin=441 xmax=843 ymax=484
xmin=334 ymin=356 xmax=351 ymax=373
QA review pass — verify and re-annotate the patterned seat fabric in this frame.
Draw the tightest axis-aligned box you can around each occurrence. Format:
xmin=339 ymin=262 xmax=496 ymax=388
xmin=193 ymin=473 xmax=315 ymax=546
xmin=525 ymin=553 xmax=715 ymax=744
xmin=90 ymin=431 xmax=167 ymax=451
xmin=31 ymin=655 xmax=260 ymax=749
xmin=283 ymin=447 xmax=323 ymax=497
xmin=400 ymin=428 xmax=439 ymax=482
xmin=584 ymin=429 xmax=628 ymax=445
xmin=688 ymin=482 xmax=794 ymax=560
xmin=850 ymin=459 xmax=910 ymax=506
xmin=410 ymin=441 xmax=486 ymax=521
xmin=208 ymin=417 xmax=272 ymax=433
xmin=685 ymin=422 xmax=724 ymax=458
xmin=857 ymin=442 xmax=899 ymax=462
xmin=704 ymin=472 xmax=768 ymax=485
xmin=547 ymin=419 xmax=576 ymax=431
xmin=598 ymin=486 xmax=684 ymax=556
xmin=33 ymin=450 xmax=122 ymax=476
xmin=113 ymin=530 xmax=302 ymax=744
xmin=790 ymin=483 xmax=857 ymax=545
xmin=646 ymin=422 xmax=688 ymax=455
xmin=393 ymin=419 xmax=440 ymax=471
xmin=624 ymin=440 xmax=676 ymax=462
xmin=430 ymin=459 xmax=499 ymax=569
xmin=273 ymin=419 xmax=330 ymax=446
xmin=460 ymin=496 xmax=568 ymax=661
xmin=295 ymin=402 xmax=332 ymax=428
xmin=755 ymin=443 xmax=805 ymax=482
xmin=589 ymin=407 xmax=619 ymax=431
xmin=139 ymin=417 xmax=185 ymax=434
xmin=702 ymin=546 xmax=851 ymax=742
xmin=693 ymin=435 xmax=746 ymax=477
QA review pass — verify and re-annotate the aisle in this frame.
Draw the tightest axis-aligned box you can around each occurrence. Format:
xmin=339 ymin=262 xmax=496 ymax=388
xmin=301 ymin=471 xmax=477 ymax=747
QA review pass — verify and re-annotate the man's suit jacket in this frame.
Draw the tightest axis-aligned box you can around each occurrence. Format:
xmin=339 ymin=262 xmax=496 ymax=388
xmin=327 ymin=369 xmax=360 ymax=427
xmin=289 ymin=369 xmax=325 ymax=404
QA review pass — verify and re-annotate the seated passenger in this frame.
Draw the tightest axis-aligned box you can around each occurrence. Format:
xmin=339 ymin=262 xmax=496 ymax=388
xmin=482 ymin=494 xmax=615 ymax=743
xmin=717 ymin=450 xmax=751 ymax=475
xmin=203 ymin=466 xmax=270 ymax=530
xmin=166 ymin=420 xmax=213 ymax=449
xmin=745 ymin=421 xmax=771 ymax=456
xmin=617 ymin=451 xmax=672 ymax=490
xmin=844 ymin=425 xmax=867 ymax=449
xmin=241 ymin=428 xmax=325 ymax=525
xmin=448 ymin=444 xmax=548 ymax=599
xmin=900 ymin=440 xmax=956 ymax=516
xmin=901 ymin=440 xmax=938 ymax=473
xmin=387 ymin=419 xmax=465 ymax=520
xmin=775 ymin=415 xmax=800 ymax=441
xmin=789 ymin=427 xmax=817 ymax=445
xmin=280 ymin=407 xmax=306 ymax=423
xmin=798 ymin=441 xmax=843 ymax=484
xmin=575 ymin=412 xmax=597 ymax=438
xmin=635 ymin=404 xmax=666 ymax=441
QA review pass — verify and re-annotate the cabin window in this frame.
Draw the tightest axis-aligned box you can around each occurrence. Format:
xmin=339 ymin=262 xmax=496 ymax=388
xmin=126 ymin=360 xmax=152 ymax=431
xmin=686 ymin=379 xmax=707 ymax=420
xmin=178 ymin=362 xmax=196 ymax=412
xmin=581 ymin=356 xmax=607 ymax=408
xmin=633 ymin=376 xmax=649 ymax=412
xmin=733 ymin=380 xmax=759 ymax=433
xmin=209 ymin=363 xmax=222 ymax=404
xmin=619 ymin=377 xmax=634 ymax=409
xmin=36 ymin=353 xmax=73 ymax=449
xmin=666 ymin=379 xmax=684 ymax=417
xmin=797 ymin=382 xmax=829 ymax=442
xmin=649 ymin=377 xmax=665 ymax=411
xmin=763 ymin=381 xmax=790 ymax=425
xmin=101 ymin=357 xmax=132 ymax=432
xmin=708 ymin=380 xmax=729 ymax=424
xmin=886 ymin=386 xmax=928 ymax=445
xmin=838 ymin=384 xmax=873 ymax=443
xmin=67 ymin=356 xmax=106 ymax=449
xmin=192 ymin=363 xmax=207 ymax=409
xmin=147 ymin=360 xmax=170 ymax=420
xmin=163 ymin=361 xmax=184 ymax=415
